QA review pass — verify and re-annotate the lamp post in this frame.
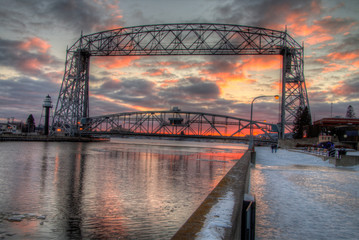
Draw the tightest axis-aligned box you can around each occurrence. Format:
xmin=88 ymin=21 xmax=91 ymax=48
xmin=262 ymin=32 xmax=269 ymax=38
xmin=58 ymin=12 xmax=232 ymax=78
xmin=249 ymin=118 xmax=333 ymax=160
xmin=249 ymin=95 xmax=279 ymax=151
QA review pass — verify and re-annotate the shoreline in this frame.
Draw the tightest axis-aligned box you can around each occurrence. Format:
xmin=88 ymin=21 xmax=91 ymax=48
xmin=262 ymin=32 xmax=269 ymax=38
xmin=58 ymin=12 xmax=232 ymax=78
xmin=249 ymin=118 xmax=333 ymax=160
xmin=0 ymin=135 xmax=109 ymax=142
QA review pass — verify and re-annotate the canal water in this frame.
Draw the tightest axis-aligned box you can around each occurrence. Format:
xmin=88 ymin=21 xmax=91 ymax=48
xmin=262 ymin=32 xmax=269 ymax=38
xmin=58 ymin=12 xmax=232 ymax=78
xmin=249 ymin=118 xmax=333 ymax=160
xmin=0 ymin=138 xmax=246 ymax=239
xmin=251 ymin=147 xmax=359 ymax=239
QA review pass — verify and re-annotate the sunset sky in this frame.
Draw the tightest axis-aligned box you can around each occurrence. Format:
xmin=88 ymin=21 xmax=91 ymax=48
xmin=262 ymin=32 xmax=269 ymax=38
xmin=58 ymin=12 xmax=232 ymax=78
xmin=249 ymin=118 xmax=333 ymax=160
xmin=0 ymin=0 xmax=358 ymax=125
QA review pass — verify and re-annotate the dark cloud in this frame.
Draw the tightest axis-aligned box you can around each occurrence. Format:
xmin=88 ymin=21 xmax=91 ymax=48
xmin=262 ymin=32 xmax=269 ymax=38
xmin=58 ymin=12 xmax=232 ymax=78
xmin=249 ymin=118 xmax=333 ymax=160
xmin=213 ymin=0 xmax=322 ymax=28
xmin=0 ymin=0 xmax=126 ymax=34
xmin=202 ymin=57 xmax=238 ymax=74
xmin=46 ymin=0 xmax=116 ymax=32
xmin=333 ymin=33 xmax=359 ymax=52
xmin=313 ymin=16 xmax=357 ymax=34
xmin=143 ymin=68 xmax=176 ymax=78
xmin=89 ymin=98 xmax=135 ymax=116
xmin=159 ymin=77 xmax=220 ymax=101
xmin=331 ymin=76 xmax=359 ymax=101
xmin=0 ymin=38 xmax=61 ymax=76
xmin=90 ymin=78 xmax=161 ymax=111
xmin=97 ymin=78 xmax=156 ymax=97
xmin=89 ymin=76 xmax=222 ymax=115
xmin=0 ymin=76 xmax=59 ymax=121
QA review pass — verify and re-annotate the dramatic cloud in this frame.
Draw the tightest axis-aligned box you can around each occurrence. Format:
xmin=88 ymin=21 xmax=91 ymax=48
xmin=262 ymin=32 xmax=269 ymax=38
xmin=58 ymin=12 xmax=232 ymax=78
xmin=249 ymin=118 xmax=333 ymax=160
xmin=330 ymin=77 xmax=359 ymax=101
xmin=0 ymin=76 xmax=59 ymax=121
xmin=47 ymin=0 xmax=125 ymax=31
xmin=19 ymin=37 xmax=51 ymax=53
xmin=93 ymin=56 xmax=140 ymax=70
xmin=214 ymin=0 xmax=322 ymax=28
xmin=0 ymin=0 xmax=358 ymax=124
xmin=0 ymin=0 xmax=125 ymax=34
xmin=0 ymin=38 xmax=61 ymax=76
xmin=142 ymin=68 xmax=175 ymax=78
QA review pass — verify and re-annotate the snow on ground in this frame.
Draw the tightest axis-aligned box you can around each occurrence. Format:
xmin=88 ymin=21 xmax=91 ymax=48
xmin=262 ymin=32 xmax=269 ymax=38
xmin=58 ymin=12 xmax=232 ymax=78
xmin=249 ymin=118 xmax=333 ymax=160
xmin=252 ymin=146 xmax=359 ymax=240
xmin=193 ymin=146 xmax=359 ymax=240
xmin=195 ymin=191 xmax=235 ymax=240
xmin=255 ymin=146 xmax=331 ymax=167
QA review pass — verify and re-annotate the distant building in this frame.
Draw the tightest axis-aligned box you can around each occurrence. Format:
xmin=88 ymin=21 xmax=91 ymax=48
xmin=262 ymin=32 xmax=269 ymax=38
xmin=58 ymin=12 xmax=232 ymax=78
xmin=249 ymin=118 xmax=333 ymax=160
xmin=0 ymin=122 xmax=22 ymax=134
xmin=313 ymin=117 xmax=359 ymax=149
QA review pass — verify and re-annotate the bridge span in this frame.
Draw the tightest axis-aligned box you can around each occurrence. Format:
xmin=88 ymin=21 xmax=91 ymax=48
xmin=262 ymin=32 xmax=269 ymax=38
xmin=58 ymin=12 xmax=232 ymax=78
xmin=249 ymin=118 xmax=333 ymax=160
xmin=52 ymin=23 xmax=310 ymax=137
xmin=78 ymin=109 xmax=278 ymax=142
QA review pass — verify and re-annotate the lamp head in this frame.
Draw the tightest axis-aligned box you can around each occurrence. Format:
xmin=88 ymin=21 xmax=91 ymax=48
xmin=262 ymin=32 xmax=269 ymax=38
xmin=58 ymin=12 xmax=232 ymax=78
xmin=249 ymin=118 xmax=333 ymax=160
xmin=274 ymin=95 xmax=279 ymax=100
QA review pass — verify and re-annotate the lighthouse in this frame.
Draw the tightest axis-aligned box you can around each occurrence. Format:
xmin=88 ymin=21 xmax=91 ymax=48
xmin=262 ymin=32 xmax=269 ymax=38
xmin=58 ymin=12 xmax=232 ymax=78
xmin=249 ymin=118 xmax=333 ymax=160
xmin=42 ymin=95 xmax=53 ymax=135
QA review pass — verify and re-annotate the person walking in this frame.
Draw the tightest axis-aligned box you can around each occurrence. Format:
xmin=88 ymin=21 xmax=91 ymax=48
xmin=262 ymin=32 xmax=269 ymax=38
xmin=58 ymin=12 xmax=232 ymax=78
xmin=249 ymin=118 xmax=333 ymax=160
xmin=271 ymin=144 xmax=278 ymax=153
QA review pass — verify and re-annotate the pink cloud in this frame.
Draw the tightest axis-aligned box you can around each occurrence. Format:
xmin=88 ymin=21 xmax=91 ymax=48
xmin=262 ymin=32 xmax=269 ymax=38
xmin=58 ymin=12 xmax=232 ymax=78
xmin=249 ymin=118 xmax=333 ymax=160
xmin=18 ymin=59 xmax=43 ymax=75
xmin=93 ymin=56 xmax=140 ymax=69
xmin=19 ymin=37 xmax=51 ymax=53
xmin=331 ymin=80 xmax=358 ymax=97
xmin=328 ymin=51 xmax=359 ymax=61
xmin=306 ymin=34 xmax=333 ymax=45
xmin=90 ymin=0 xmax=124 ymax=31
xmin=322 ymin=63 xmax=347 ymax=73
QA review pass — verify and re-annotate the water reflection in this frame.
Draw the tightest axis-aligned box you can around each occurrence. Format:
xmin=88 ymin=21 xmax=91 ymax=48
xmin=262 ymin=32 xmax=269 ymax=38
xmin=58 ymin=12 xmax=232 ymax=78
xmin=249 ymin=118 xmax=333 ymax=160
xmin=0 ymin=139 xmax=245 ymax=239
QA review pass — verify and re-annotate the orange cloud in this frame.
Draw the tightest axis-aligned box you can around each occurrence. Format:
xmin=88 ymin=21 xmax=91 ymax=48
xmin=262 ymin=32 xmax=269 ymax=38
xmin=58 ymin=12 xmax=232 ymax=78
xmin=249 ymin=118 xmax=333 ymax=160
xmin=306 ymin=34 xmax=333 ymax=45
xmin=201 ymin=69 xmax=253 ymax=84
xmin=93 ymin=56 xmax=140 ymax=69
xmin=90 ymin=93 xmax=151 ymax=111
xmin=160 ymin=79 xmax=179 ymax=87
xmin=270 ymin=81 xmax=281 ymax=91
xmin=201 ymin=55 xmax=280 ymax=85
xmin=242 ymin=55 xmax=281 ymax=71
xmin=285 ymin=14 xmax=355 ymax=45
xmin=322 ymin=63 xmax=347 ymax=73
xmin=19 ymin=37 xmax=51 ymax=53
xmin=330 ymin=81 xmax=357 ymax=97
xmin=328 ymin=51 xmax=359 ymax=61
xmin=352 ymin=60 xmax=359 ymax=68
xmin=314 ymin=58 xmax=330 ymax=64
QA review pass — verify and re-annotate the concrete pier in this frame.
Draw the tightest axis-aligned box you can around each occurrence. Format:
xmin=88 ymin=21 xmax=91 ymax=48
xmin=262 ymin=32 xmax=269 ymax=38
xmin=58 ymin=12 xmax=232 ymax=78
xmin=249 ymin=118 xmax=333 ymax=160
xmin=172 ymin=151 xmax=251 ymax=239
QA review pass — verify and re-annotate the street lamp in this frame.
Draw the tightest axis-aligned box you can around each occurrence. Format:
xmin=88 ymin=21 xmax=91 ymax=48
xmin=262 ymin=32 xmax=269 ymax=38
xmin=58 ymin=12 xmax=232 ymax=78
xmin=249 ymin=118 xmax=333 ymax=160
xmin=249 ymin=95 xmax=280 ymax=151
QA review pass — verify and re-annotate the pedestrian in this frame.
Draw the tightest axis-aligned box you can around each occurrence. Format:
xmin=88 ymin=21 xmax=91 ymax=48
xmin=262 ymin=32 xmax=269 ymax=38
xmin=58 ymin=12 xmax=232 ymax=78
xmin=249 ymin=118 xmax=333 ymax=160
xmin=274 ymin=144 xmax=278 ymax=153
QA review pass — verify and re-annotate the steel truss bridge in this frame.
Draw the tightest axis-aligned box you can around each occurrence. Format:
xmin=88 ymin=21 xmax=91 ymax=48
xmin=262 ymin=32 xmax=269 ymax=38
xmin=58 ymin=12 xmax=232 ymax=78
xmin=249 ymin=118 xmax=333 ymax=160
xmin=52 ymin=23 xmax=310 ymax=138
xmin=79 ymin=109 xmax=278 ymax=142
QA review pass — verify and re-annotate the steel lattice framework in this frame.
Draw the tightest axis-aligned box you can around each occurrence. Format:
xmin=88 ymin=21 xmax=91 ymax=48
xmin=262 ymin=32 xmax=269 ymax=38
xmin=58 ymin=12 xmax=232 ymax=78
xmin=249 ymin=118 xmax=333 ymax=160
xmin=52 ymin=23 xmax=310 ymax=137
xmin=80 ymin=110 xmax=277 ymax=141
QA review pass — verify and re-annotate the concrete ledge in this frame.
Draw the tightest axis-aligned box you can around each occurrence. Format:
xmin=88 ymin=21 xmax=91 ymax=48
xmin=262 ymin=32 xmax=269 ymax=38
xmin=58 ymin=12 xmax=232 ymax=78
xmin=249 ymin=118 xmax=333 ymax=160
xmin=328 ymin=155 xmax=359 ymax=166
xmin=172 ymin=151 xmax=251 ymax=239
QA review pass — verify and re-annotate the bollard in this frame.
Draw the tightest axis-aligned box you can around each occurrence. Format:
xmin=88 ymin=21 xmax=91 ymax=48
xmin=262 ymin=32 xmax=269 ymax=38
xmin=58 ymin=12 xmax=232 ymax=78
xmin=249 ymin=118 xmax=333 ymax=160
xmin=241 ymin=194 xmax=256 ymax=240
xmin=250 ymin=151 xmax=256 ymax=165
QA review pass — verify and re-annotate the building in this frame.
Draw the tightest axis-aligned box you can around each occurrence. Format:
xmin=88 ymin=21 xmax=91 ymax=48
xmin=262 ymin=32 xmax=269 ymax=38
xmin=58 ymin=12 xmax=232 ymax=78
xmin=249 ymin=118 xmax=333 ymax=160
xmin=0 ymin=122 xmax=22 ymax=134
xmin=313 ymin=117 xmax=359 ymax=149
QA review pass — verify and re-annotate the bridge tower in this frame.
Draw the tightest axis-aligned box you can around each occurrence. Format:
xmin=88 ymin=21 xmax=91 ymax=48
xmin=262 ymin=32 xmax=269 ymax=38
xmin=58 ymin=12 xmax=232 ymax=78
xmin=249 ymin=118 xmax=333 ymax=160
xmin=51 ymin=24 xmax=310 ymax=137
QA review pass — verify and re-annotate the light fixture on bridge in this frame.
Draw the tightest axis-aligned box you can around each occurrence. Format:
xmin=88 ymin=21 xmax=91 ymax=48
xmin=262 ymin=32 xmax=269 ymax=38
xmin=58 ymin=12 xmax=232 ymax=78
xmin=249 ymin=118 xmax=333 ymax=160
xmin=249 ymin=95 xmax=280 ymax=151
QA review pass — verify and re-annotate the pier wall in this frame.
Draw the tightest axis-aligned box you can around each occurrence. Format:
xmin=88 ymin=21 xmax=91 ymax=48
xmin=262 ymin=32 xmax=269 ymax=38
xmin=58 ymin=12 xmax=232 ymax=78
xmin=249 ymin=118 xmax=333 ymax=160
xmin=172 ymin=151 xmax=251 ymax=239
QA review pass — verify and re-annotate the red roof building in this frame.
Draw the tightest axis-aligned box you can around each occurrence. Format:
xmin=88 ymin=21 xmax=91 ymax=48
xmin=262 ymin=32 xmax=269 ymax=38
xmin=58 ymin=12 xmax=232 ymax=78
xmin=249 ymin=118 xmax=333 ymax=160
xmin=313 ymin=118 xmax=359 ymax=127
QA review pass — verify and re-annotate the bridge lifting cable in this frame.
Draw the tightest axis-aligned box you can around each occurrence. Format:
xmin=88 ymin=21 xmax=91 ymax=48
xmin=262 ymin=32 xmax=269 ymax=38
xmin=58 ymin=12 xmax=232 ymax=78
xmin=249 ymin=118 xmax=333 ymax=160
xmin=51 ymin=23 xmax=310 ymax=138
